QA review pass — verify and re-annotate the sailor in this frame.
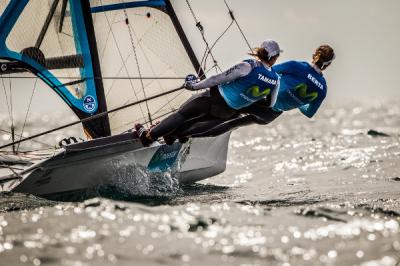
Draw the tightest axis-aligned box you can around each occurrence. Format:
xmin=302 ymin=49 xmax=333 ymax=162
xmin=176 ymin=44 xmax=335 ymax=138
xmin=135 ymin=39 xmax=282 ymax=146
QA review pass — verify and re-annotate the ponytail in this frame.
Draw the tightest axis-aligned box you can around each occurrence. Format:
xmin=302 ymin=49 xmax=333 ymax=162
xmin=249 ymin=48 xmax=279 ymax=65
xmin=314 ymin=45 xmax=335 ymax=70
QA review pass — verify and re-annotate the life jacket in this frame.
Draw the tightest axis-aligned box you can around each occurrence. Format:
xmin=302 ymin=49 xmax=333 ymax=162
xmin=218 ymin=59 xmax=279 ymax=110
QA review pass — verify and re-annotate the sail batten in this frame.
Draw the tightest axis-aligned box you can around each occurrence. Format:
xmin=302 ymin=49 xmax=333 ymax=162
xmin=1 ymin=0 xmax=204 ymax=137
xmin=91 ymin=0 xmax=203 ymax=133
xmin=0 ymin=0 xmax=113 ymax=138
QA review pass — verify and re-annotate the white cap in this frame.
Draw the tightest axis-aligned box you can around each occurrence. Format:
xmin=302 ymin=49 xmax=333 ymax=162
xmin=260 ymin=39 xmax=283 ymax=58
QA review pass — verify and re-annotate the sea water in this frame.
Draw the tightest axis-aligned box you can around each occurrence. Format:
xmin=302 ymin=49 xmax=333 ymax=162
xmin=0 ymin=101 xmax=399 ymax=266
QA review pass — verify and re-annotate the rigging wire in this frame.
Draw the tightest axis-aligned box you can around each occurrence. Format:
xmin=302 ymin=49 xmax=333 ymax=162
xmin=1 ymin=76 xmax=12 ymax=124
xmin=1 ymin=75 xmax=15 ymax=153
xmin=98 ymin=11 xmax=119 ymax=66
xmin=119 ymin=11 xmax=179 ymax=118
xmin=185 ymin=0 xmax=221 ymax=75
xmin=197 ymin=18 xmax=234 ymax=75
xmin=0 ymin=85 xmax=186 ymax=150
xmin=0 ymin=76 xmax=186 ymax=80
xmin=123 ymin=8 xmax=152 ymax=125
xmin=16 ymin=78 xmax=38 ymax=152
xmin=104 ymin=52 xmax=135 ymax=98
xmin=0 ymin=0 xmax=255 ymax=148
xmin=99 ymin=2 xmax=147 ymax=123
xmin=112 ymin=89 xmax=187 ymax=133
xmin=203 ymin=19 xmax=234 ymax=63
xmin=8 ymin=74 xmax=14 ymax=138
xmin=185 ymin=0 xmax=253 ymax=76
xmin=0 ymin=128 xmax=53 ymax=148
xmin=223 ymin=0 xmax=254 ymax=54
xmin=118 ymin=108 xmax=177 ymax=134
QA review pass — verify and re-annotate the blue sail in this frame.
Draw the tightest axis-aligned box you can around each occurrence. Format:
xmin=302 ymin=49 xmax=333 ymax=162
xmin=0 ymin=0 xmax=110 ymax=137
xmin=0 ymin=0 xmax=203 ymax=137
xmin=0 ymin=0 xmax=97 ymax=113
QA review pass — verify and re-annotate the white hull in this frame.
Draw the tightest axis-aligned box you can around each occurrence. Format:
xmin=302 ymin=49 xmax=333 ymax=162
xmin=1 ymin=132 xmax=231 ymax=198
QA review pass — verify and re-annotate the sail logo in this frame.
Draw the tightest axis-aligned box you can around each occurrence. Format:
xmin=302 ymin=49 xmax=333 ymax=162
xmin=247 ymin=86 xmax=271 ymax=98
xmin=294 ymin=84 xmax=318 ymax=102
xmin=83 ymin=95 xmax=96 ymax=112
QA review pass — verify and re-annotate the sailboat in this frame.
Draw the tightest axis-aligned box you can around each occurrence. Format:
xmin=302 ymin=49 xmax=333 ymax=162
xmin=0 ymin=0 xmax=232 ymax=199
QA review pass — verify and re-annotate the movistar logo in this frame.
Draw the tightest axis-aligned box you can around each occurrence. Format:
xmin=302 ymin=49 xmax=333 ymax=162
xmin=294 ymin=84 xmax=318 ymax=102
xmin=247 ymin=86 xmax=271 ymax=97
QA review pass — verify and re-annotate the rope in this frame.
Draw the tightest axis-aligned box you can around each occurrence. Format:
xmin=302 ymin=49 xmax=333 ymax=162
xmin=99 ymin=2 xmax=147 ymax=123
xmin=0 ymin=85 xmax=186 ymax=150
xmin=185 ymin=0 xmax=252 ymax=76
xmin=112 ymin=89 xmax=186 ymax=133
xmin=198 ymin=19 xmax=234 ymax=74
xmin=104 ymin=52 xmax=134 ymax=98
xmin=119 ymin=12 xmax=178 ymax=117
xmin=107 ymin=68 xmax=183 ymax=123
xmin=123 ymin=9 xmax=153 ymax=125
xmin=0 ymin=165 xmax=24 ymax=171
xmin=0 ymin=76 xmax=186 ymax=80
xmin=0 ymin=128 xmax=53 ymax=148
xmin=1 ymin=76 xmax=15 ymax=153
xmin=185 ymin=0 xmax=221 ymax=75
xmin=223 ymin=0 xmax=254 ymax=53
xmin=117 ymin=108 xmax=177 ymax=133
xmin=16 ymin=78 xmax=38 ymax=152
xmin=0 ymin=74 xmax=185 ymax=80
xmin=8 ymin=75 xmax=14 ymax=138
xmin=98 ymin=11 xmax=119 ymax=66
xmin=1 ymin=76 xmax=12 ymax=123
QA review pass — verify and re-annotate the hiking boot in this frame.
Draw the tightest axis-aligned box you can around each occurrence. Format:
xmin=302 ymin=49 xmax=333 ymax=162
xmin=163 ymin=135 xmax=176 ymax=145
xmin=131 ymin=130 xmax=139 ymax=139
xmin=134 ymin=123 xmax=152 ymax=147
xmin=178 ymin=136 xmax=189 ymax=143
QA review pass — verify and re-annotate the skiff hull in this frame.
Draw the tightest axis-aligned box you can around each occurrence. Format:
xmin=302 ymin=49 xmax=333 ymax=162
xmin=1 ymin=132 xmax=231 ymax=199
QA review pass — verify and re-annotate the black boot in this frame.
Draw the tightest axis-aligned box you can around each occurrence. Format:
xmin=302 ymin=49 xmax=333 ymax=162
xmin=178 ymin=136 xmax=189 ymax=143
xmin=162 ymin=135 xmax=176 ymax=145
xmin=134 ymin=123 xmax=153 ymax=147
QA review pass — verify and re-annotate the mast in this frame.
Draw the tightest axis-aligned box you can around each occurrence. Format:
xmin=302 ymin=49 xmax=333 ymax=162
xmin=78 ymin=0 xmax=111 ymax=138
xmin=1 ymin=0 xmax=205 ymax=142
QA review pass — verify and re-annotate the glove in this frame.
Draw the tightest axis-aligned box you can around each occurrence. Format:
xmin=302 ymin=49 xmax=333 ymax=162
xmin=184 ymin=74 xmax=198 ymax=91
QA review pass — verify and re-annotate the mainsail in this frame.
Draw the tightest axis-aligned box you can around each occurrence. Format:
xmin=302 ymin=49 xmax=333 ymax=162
xmin=0 ymin=0 xmax=202 ymax=141
xmin=0 ymin=0 xmax=237 ymax=197
xmin=90 ymin=0 xmax=201 ymax=134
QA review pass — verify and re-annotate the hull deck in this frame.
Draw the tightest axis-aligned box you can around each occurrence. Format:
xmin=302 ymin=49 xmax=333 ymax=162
xmin=0 ymin=132 xmax=231 ymax=199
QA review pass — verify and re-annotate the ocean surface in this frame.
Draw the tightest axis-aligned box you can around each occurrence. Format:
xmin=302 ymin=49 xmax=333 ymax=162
xmin=0 ymin=102 xmax=400 ymax=266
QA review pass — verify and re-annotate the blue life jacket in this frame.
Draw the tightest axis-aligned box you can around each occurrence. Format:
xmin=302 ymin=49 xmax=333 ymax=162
xmin=272 ymin=61 xmax=327 ymax=118
xmin=219 ymin=59 xmax=279 ymax=110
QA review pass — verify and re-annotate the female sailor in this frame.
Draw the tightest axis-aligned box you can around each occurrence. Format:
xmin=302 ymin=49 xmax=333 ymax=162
xmin=135 ymin=39 xmax=282 ymax=146
xmin=178 ymin=44 xmax=335 ymax=138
